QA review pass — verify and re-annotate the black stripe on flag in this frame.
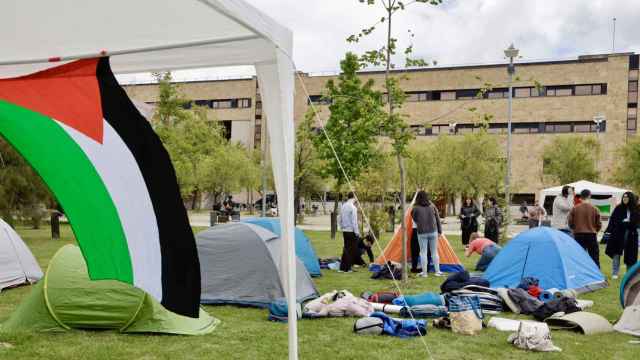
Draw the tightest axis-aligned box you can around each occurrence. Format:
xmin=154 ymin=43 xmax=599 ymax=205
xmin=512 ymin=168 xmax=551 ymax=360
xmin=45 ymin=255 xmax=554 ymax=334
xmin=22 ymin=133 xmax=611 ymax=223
xmin=96 ymin=57 xmax=200 ymax=318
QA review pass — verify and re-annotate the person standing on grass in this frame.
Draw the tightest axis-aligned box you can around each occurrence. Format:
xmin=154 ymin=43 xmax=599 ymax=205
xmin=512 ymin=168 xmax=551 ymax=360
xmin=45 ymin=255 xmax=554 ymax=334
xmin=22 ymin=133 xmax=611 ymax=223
xmin=483 ymin=198 xmax=502 ymax=243
xmin=460 ymin=198 xmax=481 ymax=248
xmin=528 ymin=200 xmax=547 ymax=228
xmin=552 ymin=186 xmax=574 ymax=236
xmin=465 ymin=232 xmax=501 ymax=272
xmin=339 ymin=192 xmax=360 ymax=273
xmin=604 ymin=192 xmax=639 ymax=279
xmin=568 ymin=189 xmax=602 ymax=268
xmin=412 ymin=190 xmax=443 ymax=278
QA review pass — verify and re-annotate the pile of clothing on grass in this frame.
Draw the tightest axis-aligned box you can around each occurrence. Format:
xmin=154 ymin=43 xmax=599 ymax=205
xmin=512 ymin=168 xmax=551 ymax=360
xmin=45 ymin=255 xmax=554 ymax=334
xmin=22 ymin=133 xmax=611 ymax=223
xmin=268 ymin=271 xmax=619 ymax=344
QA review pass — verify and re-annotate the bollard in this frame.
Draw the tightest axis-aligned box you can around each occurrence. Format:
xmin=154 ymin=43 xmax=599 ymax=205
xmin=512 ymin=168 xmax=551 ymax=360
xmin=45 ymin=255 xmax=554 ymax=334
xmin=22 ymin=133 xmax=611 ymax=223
xmin=51 ymin=211 xmax=60 ymax=239
xmin=210 ymin=211 xmax=217 ymax=227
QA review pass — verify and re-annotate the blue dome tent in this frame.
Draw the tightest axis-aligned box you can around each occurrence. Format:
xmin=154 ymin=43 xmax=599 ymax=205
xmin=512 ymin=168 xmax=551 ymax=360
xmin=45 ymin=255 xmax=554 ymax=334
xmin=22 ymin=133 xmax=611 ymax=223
xmin=621 ymin=261 xmax=640 ymax=307
xmin=243 ymin=218 xmax=321 ymax=277
xmin=484 ymin=227 xmax=607 ymax=292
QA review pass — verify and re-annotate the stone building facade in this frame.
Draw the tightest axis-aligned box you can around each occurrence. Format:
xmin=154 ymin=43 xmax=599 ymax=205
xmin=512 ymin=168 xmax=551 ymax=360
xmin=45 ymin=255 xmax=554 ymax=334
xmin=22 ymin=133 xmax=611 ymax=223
xmin=123 ymin=52 xmax=639 ymax=203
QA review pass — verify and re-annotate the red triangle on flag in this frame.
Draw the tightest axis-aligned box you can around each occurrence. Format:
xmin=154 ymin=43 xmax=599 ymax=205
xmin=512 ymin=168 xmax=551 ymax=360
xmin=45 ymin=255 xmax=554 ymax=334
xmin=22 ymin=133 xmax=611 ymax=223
xmin=0 ymin=59 xmax=104 ymax=143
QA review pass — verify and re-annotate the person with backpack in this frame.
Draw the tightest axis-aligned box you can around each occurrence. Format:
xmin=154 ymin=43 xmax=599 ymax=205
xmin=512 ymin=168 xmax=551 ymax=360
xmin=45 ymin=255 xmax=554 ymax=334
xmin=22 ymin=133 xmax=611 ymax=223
xmin=411 ymin=190 xmax=443 ymax=277
xmin=483 ymin=198 xmax=502 ymax=243
xmin=604 ymin=191 xmax=639 ymax=279
xmin=459 ymin=198 xmax=481 ymax=248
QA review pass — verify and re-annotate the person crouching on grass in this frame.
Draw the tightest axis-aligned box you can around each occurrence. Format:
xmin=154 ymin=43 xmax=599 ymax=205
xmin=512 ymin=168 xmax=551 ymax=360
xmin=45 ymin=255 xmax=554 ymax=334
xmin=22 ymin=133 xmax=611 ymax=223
xmin=465 ymin=232 xmax=501 ymax=272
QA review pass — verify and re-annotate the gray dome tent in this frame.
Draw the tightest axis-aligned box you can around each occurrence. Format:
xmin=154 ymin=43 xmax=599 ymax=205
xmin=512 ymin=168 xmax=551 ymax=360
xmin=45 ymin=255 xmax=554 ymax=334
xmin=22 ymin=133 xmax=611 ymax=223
xmin=197 ymin=223 xmax=318 ymax=307
xmin=0 ymin=218 xmax=42 ymax=291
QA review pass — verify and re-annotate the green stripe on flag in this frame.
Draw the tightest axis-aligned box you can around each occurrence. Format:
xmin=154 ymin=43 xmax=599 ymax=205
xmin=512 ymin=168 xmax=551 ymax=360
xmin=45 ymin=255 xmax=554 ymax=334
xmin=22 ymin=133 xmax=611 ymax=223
xmin=0 ymin=100 xmax=133 ymax=283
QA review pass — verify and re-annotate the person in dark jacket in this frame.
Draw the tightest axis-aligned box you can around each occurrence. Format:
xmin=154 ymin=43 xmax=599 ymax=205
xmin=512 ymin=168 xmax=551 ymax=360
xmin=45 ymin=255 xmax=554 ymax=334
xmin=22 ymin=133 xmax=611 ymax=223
xmin=411 ymin=190 xmax=443 ymax=277
xmin=459 ymin=198 xmax=481 ymax=247
xmin=483 ymin=197 xmax=502 ymax=243
xmin=604 ymin=191 xmax=639 ymax=279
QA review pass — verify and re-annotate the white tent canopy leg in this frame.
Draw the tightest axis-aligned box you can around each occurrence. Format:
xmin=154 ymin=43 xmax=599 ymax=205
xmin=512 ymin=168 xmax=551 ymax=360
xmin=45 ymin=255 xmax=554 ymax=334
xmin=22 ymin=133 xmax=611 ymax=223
xmin=256 ymin=48 xmax=297 ymax=360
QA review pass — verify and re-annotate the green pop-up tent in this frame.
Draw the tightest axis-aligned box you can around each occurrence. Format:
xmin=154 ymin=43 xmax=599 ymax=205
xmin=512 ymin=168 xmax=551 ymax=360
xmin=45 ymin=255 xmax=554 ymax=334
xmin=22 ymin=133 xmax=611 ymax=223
xmin=1 ymin=245 xmax=218 ymax=334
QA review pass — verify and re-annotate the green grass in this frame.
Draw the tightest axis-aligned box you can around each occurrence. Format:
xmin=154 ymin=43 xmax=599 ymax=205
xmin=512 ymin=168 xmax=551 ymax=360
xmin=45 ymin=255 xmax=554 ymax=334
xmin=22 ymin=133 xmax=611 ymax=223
xmin=0 ymin=225 xmax=637 ymax=359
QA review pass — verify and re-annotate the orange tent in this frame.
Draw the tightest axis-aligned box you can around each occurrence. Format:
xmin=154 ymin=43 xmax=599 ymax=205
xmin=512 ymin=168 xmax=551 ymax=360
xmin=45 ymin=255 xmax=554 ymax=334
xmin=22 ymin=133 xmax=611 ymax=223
xmin=374 ymin=207 xmax=464 ymax=273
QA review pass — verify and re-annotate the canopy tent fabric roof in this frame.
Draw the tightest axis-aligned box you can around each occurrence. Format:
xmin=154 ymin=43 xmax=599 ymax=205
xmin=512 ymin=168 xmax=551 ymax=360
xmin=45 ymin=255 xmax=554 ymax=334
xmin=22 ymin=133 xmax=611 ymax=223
xmin=540 ymin=180 xmax=630 ymax=203
xmin=0 ymin=0 xmax=298 ymax=357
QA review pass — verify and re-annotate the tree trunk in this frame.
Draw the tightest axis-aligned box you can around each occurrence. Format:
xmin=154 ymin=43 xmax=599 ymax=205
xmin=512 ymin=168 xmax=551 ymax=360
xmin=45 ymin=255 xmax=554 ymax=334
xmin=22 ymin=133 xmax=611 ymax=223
xmin=191 ymin=189 xmax=199 ymax=210
xmin=385 ymin=4 xmax=408 ymax=281
xmin=322 ymin=191 xmax=327 ymax=215
xmin=397 ymin=153 xmax=408 ymax=282
xmin=331 ymin=196 xmax=339 ymax=240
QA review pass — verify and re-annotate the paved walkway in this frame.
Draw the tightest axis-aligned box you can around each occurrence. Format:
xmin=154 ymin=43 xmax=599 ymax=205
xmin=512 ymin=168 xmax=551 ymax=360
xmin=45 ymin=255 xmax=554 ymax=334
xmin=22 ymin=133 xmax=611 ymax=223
xmin=189 ymin=211 xmax=531 ymax=237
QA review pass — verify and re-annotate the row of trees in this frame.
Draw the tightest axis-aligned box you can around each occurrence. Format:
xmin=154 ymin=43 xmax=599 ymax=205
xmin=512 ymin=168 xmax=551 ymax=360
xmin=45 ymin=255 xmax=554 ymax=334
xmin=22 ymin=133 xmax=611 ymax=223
xmin=152 ymin=72 xmax=264 ymax=210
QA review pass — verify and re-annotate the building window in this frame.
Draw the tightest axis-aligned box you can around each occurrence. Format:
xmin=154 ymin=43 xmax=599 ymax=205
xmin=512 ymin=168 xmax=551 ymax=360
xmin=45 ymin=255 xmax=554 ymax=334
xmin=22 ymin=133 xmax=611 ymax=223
xmin=628 ymin=118 xmax=637 ymax=131
xmin=629 ymin=81 xmax=638 ymax=104
xmin=239 ymin=98 xmax=251 ymax=108
xmin=514 ymin=88 xmax=531 ymax=98
xmin=574 ymin=124 xmax=591 ymax=133
xmin=630 ymin=70 xmax=639 ymax=81
xmin=575 ymin=85 xmax=592 ymax=96
xmin=406 ymin=92 xmax=430 ymax=102
xmin=410 ymin=125 xmax=424 ymax=135
xmin=194 ymin=99 xmax=211 ymax=107
xmin=440 ymin=91 xmax=456 ymax=100
xmin=308 ymin=95 xmax=331 ymax=105
xmin=456 ymin=89 xmax=477 ymax=100
xmin=488 ymin=88 xmax=509 ymax=98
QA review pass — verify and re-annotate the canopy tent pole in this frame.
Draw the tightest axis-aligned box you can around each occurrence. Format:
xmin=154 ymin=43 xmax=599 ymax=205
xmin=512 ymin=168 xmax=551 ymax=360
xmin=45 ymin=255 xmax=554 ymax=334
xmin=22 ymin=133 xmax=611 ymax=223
xmin=256 ymin=47 xmax=297 ymax=360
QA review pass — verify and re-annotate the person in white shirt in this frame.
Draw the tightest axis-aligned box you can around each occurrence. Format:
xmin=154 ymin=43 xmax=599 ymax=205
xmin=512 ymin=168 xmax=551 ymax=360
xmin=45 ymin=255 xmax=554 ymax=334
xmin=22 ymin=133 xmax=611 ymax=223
xmin=339 ymin=192 xmax=360 ymax=272
xmin=552 ymin=186 xmax=574 ymax=236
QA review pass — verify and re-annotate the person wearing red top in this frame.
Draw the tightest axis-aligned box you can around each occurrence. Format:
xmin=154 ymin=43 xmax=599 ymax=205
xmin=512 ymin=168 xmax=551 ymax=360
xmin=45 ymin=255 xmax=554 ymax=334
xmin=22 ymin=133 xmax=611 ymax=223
xmin=465 ymin=233 xmax=502 ymax=271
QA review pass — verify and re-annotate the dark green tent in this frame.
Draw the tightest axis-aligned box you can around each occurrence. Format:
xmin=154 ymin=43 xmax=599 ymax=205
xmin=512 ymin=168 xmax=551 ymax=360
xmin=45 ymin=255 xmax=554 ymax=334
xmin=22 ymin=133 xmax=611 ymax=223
xmin=2 ymin=245 xmax=218 ymax=334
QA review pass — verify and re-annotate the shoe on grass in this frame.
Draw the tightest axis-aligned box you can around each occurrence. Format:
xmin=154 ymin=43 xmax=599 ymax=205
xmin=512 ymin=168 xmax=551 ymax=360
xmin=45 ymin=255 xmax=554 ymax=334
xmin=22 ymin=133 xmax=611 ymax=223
xmin=612 ymin=275 xmax=619 ymax=280
xmin=435 ymin=272 xmax=444 ymax=277
xmin=418 ymin=272 xmax=428 ymax=278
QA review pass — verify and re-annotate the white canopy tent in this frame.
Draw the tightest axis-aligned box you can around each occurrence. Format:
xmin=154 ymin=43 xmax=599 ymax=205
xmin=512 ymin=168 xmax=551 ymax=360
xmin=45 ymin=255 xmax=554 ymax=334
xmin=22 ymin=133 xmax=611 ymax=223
xmin=540 ymin=180 xmax=630 ymax=215
xmin=0 ymin=1 xmax=298 ymax=358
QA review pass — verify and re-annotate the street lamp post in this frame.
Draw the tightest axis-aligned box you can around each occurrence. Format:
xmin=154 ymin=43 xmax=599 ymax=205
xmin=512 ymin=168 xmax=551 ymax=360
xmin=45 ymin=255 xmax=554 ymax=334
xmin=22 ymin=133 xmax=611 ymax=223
xmin=504 ymin=44 xmax=519 ymax=239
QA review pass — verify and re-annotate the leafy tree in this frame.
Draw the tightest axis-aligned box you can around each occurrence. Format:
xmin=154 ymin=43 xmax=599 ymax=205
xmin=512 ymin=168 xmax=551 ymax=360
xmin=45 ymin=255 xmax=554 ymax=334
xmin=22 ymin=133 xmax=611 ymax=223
xmin=541 ymin=136 xmax=600 ymax=185
xmin=200 ymin=142 xmax=258 ymax=207
xmin=613 ymin=136 xmax=640 ymax=192
xmin=152 ymin=72 xmax=259 ymax=210
xmin=154 ymin=106 xmax=226 ymax=209
xmin=152 ymin=72 xmax=190 ymax=125
xmin=0 ymin=138 xmax=52 ymax=227
xmin=295 ymin=111 xmax=324 ymax=224
xmin=453 ymin=129 xmax=505 ymax=196
xmin=312 ymin=52 xmax=385 ymax=219
xmin=350 ymin=0 xmax=442 ymax=280
xmin=355 ymin=152 xmax=398 ymax=204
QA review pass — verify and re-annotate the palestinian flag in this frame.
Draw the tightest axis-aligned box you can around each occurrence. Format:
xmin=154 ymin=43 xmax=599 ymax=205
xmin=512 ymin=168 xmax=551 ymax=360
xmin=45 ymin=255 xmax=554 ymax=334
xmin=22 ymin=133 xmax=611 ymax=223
xmin=0 ymin=58 xmax=200 ymax=318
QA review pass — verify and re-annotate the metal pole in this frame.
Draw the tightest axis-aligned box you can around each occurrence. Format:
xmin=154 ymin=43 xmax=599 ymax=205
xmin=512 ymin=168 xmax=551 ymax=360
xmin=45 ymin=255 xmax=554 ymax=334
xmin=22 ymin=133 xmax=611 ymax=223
xmin=505 ymin=56 xmax=514 ymax=240
xmin=612 ymin=17 xmax=617 ymax=53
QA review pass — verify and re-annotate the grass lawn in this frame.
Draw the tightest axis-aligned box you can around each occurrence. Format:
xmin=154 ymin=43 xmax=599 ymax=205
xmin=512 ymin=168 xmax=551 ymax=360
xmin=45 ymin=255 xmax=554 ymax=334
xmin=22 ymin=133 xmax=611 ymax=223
xmin=0 ymin=224 xmax=637 ymax=359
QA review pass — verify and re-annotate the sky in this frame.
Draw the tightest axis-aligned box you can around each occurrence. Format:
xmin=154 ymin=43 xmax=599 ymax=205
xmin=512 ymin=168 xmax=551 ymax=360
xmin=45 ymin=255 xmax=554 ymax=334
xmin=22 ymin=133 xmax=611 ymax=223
xmin=119 ymin=0 xmax=640 ymax=83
